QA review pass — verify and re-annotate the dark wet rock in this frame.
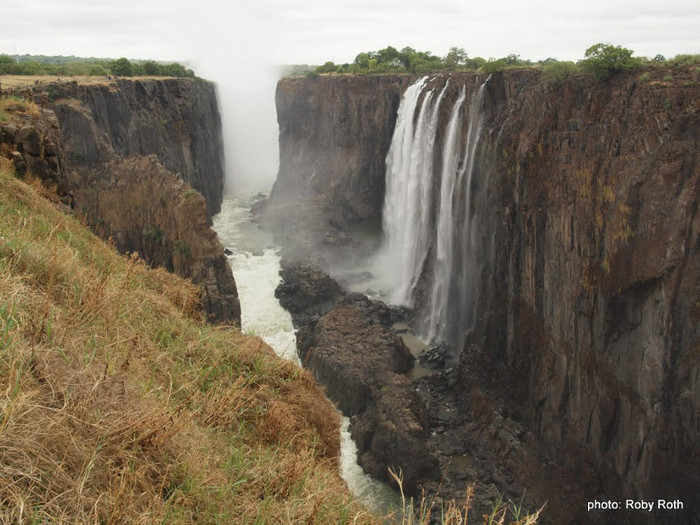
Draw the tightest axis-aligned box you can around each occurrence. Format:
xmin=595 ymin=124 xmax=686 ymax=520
xmin=388 ymin=304 xmax=411 ymax=324
xmin=336 ymin=270 xmax=373 ymax=287
xmin=418 ymin=340 xmax=455 ymax=369
xmin=17 ymin=126 xmax=42 ymax=156
xmin=276 ymin=258 xmax=345 ymax=321
xmin=301 ymin=293 xmax=440 ymax=492
xmin=223 ymin=247 xmax=233 ymax=256
xmin=351 ymin=374 xmax=440 ymax=494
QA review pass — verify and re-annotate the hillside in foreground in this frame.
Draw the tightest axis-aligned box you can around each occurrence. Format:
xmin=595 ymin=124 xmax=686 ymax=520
xmin=0 ymin=162 xmax=375 ymax=523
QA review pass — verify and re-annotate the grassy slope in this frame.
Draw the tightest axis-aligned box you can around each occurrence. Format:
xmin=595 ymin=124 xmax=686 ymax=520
xmin=0 ymin=164 xmax=377 ymax=524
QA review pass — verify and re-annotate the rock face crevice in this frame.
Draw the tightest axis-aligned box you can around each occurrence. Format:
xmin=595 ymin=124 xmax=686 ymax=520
xmin=269 ymin=67 xmax=699 ymax=522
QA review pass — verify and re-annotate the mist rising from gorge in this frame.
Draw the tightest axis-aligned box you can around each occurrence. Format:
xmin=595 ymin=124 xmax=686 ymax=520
xmin=188 ymin=6 xmax=281 ymax=194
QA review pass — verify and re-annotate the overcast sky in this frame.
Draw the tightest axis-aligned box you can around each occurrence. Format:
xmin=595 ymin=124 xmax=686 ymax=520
xmin=2 ymin=0 xmax=699 ymax=65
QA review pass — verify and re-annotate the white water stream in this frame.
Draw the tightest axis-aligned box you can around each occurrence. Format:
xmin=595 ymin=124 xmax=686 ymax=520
xmin=379 ymin=75 xmax=489 ymax=347
xmin=212 ymin=192 xmax=400 ymax=517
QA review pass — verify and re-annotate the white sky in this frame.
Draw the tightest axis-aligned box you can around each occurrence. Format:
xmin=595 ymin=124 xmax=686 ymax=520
xmin=2 ymin=0 xmax=699 ymax=65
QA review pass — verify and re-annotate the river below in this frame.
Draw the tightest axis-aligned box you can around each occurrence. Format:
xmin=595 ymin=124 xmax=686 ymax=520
xmin=212 ymin=192 xmax=400 ymax=517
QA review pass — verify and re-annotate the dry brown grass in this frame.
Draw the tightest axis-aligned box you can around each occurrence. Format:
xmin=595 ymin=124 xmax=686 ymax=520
xmin=0 ymin=168 xmax=378 ymax=524
xmin=0 ymin=75 xmax=184 ymax=90
xmin=0 ymin=95 xmax=41 ymax=118
xmin=389 ymin=468 xmax=543 ymax=525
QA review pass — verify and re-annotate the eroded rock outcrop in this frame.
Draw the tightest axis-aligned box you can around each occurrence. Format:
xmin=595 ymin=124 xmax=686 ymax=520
xmin=8 ymin=78 xmax=241 ymax=326
xmin=73 ymin=156 xmax=240 ymax=324
xmin=305 ymin=293 xmax=440 ymax=492
xmin=0 ymin=103 xmax=70 ymax=200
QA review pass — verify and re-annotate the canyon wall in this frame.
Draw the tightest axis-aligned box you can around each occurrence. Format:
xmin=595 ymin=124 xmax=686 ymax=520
xmin=46 ymin=78 xmax=225 ymax=218
xmin=264 ymin=75 xmax=413 ymax=255
xmin=5 ymin=79 xmax=240 ymax=325
xmin=470 ymin=67 xmax=698 ymax=512
xmin=270 ymin=68 xmax=699 ymax=520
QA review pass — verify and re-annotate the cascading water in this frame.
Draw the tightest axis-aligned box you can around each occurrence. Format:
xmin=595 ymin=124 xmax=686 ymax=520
xmin=383 ymin=77 xmax=447 ymax=306
xmin=380 ymin=76 xmax=489 ymax=348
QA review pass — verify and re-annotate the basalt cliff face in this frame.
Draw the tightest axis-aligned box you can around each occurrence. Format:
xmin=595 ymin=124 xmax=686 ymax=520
xmin=46 ymin=78 xmax=225 ymax=218
xmin=6 ymin=79 xmax=240 ymax=326
xmin=264 ymin=75 xmax=414 ymax=255
xmin=270 ymin=68 xmax=699 ymax=523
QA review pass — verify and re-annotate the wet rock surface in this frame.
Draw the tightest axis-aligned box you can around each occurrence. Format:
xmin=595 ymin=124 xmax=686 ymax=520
xmin=274 ymin=260 xmax=441 ymax=493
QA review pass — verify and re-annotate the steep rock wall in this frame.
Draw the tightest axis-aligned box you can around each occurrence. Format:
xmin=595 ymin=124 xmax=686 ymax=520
xmin=272 ymin=68 xmax=699 ymax=519
xmin=469 ymin=68 xmax=699 ymax=512
xmin=265 ymin=75 xmax=414 ymax=254
xmin=46 ymin=78 xmax=225 ymax=218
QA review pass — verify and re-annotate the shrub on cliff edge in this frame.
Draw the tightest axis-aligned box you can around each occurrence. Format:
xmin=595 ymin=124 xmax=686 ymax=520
xmin=109 ymin=57 xmax=133 ymax=77
xmin=579 ymin=43 xmax=641 ymax=81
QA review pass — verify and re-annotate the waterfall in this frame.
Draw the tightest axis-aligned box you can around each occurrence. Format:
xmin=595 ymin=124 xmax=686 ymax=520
xmin=381 ymin=76 xmax=488 ymax=348
xmin=383 ymin=77 xmax=448 ymax=306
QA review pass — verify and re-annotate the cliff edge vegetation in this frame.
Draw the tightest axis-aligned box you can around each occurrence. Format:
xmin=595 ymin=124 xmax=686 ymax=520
xmin=0 ymin=161 xmax=371 ymax=523
xmin=306 ymin=43 xmax=699 ymax=79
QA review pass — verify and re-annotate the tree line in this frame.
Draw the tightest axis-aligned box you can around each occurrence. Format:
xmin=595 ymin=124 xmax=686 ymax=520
xmin=309 ymin=44 xmax=699 ymax=81
xmin=0 ymin=55 xmax=195 ymax=78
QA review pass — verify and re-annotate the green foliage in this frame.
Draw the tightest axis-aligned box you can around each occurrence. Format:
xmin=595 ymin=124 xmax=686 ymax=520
xmin=0 ymin=54 xmax=15 ymax=74
xmin=109 ymin=57 xmax=133 ymax=77
xmin=579 ymin=43 xmax=641 ymax=81
xmin=142 ymin=60 xmax=160 ymax=75
xmin=542 ymin=60 xmax=579 ymax=81
xmin=481 ymin=58 xmax=508 ymax=73
xmin=307 ymin=43 xmax=695 ymax=79
xmin=670 ymin=54 xmax=700 ymax=67
xmin=174 ymin=239 xmax=190 ymax=258
xmin=444 ymin=47 xmax=468 ymax=69
xmin=317 ymin=61 xmax=339 ymax=74
xmin=0 ymin=54 xmax=195 ymax=78
xmin=143 ymin=227 xmax=164 ymax=245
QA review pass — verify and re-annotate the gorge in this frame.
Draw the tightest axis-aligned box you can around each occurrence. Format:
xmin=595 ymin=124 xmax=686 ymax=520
xmin=2 ymin=63 xmax=697 ymax=524
xmin=264 ymin=66 xmax=699 ymax=523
